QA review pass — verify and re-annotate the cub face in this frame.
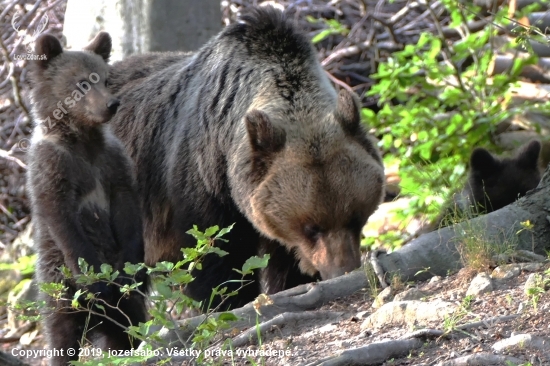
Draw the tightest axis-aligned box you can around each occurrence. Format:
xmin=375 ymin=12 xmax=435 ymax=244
xmin=468 ymin=140 xmax=541 ymax=212
xmin=33 ymin=32 xmax=120 ymax=126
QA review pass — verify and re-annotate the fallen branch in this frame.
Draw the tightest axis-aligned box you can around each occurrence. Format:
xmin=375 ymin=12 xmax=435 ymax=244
xmin=0 ymin=149 xmax=27 ymax=169
xmin=457 ymin=314 xmax=520 ymax=331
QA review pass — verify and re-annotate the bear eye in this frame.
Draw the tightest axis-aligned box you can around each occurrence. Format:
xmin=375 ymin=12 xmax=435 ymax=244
xmin=303 ymin=224 xmax=322 ymax=243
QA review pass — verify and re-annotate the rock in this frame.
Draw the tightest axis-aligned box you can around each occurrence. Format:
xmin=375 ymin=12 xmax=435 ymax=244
xmin=429 ymin=276 xmax=442 ymax=283
xmin=517 ymin=262 xmax=544 ymax=272
xmin=372 ymin=286 xmax=393 ymax=309
xmin=361 ymin=300 xmax=457 ymax=330
xmin=493 ymin=333 xmax=550 ymax=353
xmin=491 ymin=264 xmax=521 ymax=280
xmin=466 ymin=273 xmax=493 ymax=297
xmin=394 ymin=288 xmax=429 ymax=302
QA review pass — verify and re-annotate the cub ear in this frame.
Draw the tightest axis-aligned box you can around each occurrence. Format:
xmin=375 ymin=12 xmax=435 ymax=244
xmin=516 ymin=140 xmax=541 ymax=169
xmin=84 ymin=31 xmax=112 ymax=62
xmin=34 ymin=34 xmax=63 ymax=69
xmin=470 ymin=147 xmax=499 ymax=177
xmin=335 ymin=89 xmax=361 ymax=135
xmin=245 ymin=110 xmax=286 ymax=154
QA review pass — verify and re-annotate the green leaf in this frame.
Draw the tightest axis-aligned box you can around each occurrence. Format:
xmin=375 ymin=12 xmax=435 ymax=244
xmin=155 ymin=282 xmax=173 ymax=298
xmin=241 ymin=255 xmax=270 ymax=275
xmin=218 ymin=312 xmax=239 ymax=322
xmin=312 ymin=29 xmax=333 ymax=44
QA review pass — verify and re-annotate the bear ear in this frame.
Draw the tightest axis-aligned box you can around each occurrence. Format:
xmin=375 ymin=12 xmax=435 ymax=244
xmin=245 ymin=110 xmax=286 ymax=154
xmin=34 ymin=34 xmax=63 ymax=69
xmin=84 ymin=31 xmax=112 ymax=62
xmin=335 ymin=89 xmax=361 ymax=135
xmin=470 ymin=147 xmax=499 ymax=176
xmin=516 ymin=140 xmax=541 ymax=169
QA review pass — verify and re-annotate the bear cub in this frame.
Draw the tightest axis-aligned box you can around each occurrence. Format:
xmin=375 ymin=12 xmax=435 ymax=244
xmin=27 ymin=32 xmax=148 ymax=366
xmin=463 ymin=139 xmax=541 ymax=213
xmin=431 ymin=140 xmax=542 ymax=230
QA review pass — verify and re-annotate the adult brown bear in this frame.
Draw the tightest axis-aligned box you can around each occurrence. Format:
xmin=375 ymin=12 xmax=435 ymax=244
xmin=110 ymin=7 xmax=384 ymax=309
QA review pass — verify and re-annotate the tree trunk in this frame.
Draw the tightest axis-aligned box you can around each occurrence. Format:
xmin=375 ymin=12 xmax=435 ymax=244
xmin=63 ymin=0 xmax=221 ymax=61
xmin=377 ymin=166 xmax=550 ymax=282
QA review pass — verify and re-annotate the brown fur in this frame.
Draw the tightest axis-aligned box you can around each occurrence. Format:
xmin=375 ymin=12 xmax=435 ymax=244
xmin=27 ymin=32 xmax=148 ymax=365
xmin=109 ymin=7 xmax=385 ymax=309
xmin=108 ymin=51 xmax=193 ymax=94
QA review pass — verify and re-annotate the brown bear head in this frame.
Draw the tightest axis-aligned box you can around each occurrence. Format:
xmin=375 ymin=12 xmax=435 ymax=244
xmin=31 ymin=32 xmax=120 ymax=127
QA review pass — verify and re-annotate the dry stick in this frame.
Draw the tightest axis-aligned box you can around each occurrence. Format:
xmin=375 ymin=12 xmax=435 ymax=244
xmin=325 ymin=71 xmax=355 ymax=94
xmin=0 ymin=149 xmax=26 ymax=169
xmin=398 ymin=1 xmax=441 ymax=33
xmin=369 ymin=250 xmax=389 ymax=288
xmin=370 ymin=14 xmax=398 ymax=44
xmin=0 ymin=36 xmax=29 ymax=118
xmin=388 ymin=1 xmax=422 ymax=25
xmin=0 ymin=0 xmax=22 ymax=20
xmin=456 ymin=314 xmax=519 ymax=331
xmin=398 ymin=314 xmax=520 ymax=341
xmin=229 ymin=311 xmax=343 ymax=348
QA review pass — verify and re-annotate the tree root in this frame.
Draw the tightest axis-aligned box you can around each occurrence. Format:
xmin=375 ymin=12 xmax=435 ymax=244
xmin=301 ymin=338 xmax=424 ymax=366
xmin=152 ymin=270 xmax=369 ymax=348
xmin=230 ymin=311 xmax=343 ymax=348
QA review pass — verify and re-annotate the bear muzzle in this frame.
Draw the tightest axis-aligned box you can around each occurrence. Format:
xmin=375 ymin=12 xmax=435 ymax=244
xmin=309 ymin=232 xmax=361 ymax=280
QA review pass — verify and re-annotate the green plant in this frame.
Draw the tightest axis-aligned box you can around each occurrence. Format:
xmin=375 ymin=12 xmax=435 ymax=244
xmin=364 ymin=0 xmax=550 ymax=239
xmin=306 ymin=16 xmax=349 ymax=44
xmin=15 ymin=225 xmax=269 ymax=366
xmin=454 ymin=217 xmax=518 ymax=272
xmin=525 ymin=273 xmax=549 ymax=312
xmin=443 ymin=294 xmax=476 ymax=335
xmin=363 ymin=261 xmax=380 ymax=298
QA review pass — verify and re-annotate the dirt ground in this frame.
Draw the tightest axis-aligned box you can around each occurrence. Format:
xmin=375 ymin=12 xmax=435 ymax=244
xmin=2 ymin=260 xmax=549 ymax=365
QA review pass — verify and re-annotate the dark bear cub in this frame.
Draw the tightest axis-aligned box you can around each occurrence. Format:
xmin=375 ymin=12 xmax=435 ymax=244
xmin=463 ymin=139 xmax=541 ymax=213
xmin=27 ymin=32 xmax=148 ymax=365
xmin=430 ymin=140 xmax=542 ymax=230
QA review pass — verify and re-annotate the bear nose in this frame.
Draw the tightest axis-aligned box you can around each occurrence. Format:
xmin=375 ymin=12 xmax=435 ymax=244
xmin=107 ymin=99 xmax=120 ymax=113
